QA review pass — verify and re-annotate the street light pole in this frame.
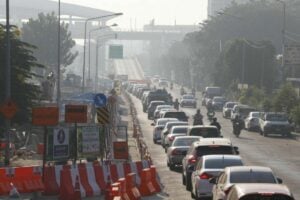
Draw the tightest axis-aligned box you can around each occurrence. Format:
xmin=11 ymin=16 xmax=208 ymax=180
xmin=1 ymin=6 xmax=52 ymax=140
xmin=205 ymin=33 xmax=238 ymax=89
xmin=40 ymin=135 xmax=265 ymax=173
xmin=276 ymin=0 xmax=286 ymax=74
xmin=4 ymin=0 xmax=11 ymax=166
xmin=57 ymin=0 xmax=61 ymax=105
xmin=88 ymin=24 xmax=117 ymax=88
xmin=82 ymin=12 xmax=122 ymax=93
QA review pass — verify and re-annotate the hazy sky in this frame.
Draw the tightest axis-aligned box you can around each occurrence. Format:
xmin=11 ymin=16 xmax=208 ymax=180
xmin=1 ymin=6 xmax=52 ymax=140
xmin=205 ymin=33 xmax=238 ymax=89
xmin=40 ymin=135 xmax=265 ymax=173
xmin=62 ymin=0 xmax=207 ymax=29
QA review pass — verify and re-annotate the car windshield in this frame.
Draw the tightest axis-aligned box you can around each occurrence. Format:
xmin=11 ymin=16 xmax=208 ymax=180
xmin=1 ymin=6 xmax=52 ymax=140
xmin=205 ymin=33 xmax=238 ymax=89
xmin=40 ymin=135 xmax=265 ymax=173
xmin=166 ymin=123 xmax=188 ymax=130
xmin=151 ymin=102 xmax=165 ymax=107
xmin=240 ymin=108 xmax=256 ymax=116
xmin=230 ymin=171 xmax=276 ymax=183
xmin=214 ymin=97 xmax=225 ymax=102
xmin=240 ymin=194 xmax=293 ymax=200
xmin=205 ymin=158 xmax=243 ymax=169
xmin=156 ymin=105 xmax=171 ymax=111
xmin=173 ymin=127 xmax=188 ymax=133
xmin=158 ymin=119 xmax=177 ymax=126
xmin=183 ymin=95 xmax=194 ymax=99
xmin=196 ymin=146 xmax=234 ymax=157
xmin=164 ymin=112 xmax=186 ymax=119
xmin=173 ymin=137 xmax=200 ymax=146
xmin=266 ymin=114 xmax=288 ymax=121
xmin=251 ymin=112 xmax=260 ymax=118
xmin=226 ymin=103 xmax=236 ymax=108
xmin=189 ymin=128 xmax=219 ymax=137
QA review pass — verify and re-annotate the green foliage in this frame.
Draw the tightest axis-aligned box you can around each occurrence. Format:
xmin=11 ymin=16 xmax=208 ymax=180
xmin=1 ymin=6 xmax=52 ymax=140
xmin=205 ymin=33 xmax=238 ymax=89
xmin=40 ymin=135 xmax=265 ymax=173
xmin=21 ymin=12 xmax=78 ymax=74
xmin=290 ymin=104 xmax=300 ymax=126
xmin=0 ymin=26 xmax=44 ymax=126
xmin=273 ymin=83 xmax=298 ymax=113
xmin=238 ymin=86 xmax=266 ymax=108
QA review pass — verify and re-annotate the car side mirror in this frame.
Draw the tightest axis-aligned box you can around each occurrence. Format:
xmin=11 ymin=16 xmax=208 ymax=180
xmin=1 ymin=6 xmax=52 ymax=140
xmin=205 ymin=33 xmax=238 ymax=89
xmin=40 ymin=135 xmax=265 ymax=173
xmin=209 ymin=177 xmax=217 ymax=184
xmin=188 ymin=165 xmax=195 ymax=171
xmin=277 ymin=177 xmax=283 ymax=184
xmin=151 ymin=123 xmax=155 ymax=126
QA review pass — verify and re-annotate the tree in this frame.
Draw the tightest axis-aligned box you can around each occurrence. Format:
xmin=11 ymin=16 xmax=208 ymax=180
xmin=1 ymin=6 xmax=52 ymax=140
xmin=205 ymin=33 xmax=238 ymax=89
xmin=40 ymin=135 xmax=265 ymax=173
xmin=21 ymin=12 xmax=78 ymax=76
xmin=0 ymin=26 xmax=44 ymax=127
xmin=273 ymin=83 xmax=298 ymax=113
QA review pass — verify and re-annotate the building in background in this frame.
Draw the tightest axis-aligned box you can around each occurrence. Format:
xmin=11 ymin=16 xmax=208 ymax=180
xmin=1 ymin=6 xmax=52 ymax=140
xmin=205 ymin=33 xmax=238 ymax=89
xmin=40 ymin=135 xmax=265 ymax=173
xmin=207 ymin=0 xmax=249 ymax=17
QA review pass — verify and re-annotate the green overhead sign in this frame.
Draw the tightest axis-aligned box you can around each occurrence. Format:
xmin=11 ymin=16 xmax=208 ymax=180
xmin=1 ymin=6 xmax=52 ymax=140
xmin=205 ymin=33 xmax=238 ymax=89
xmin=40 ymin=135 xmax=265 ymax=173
xmin=109 ymin=45 xmax=123 ymax=59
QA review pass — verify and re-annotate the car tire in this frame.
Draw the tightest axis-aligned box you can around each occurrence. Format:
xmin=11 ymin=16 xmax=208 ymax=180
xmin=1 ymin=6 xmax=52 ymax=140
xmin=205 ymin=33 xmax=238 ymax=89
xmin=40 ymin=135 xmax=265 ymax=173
xmin=169 ymin=163 xmax=175 ymax=171
xmin=186 ymin=174 xmax=192 ymax=191
xmin=153 ymin=139 xmax=157 ymax=144
xmin=182 ymin=173 xmax=186 ymax=185
xmin=263 ymin=131 xmax=268 ymax=137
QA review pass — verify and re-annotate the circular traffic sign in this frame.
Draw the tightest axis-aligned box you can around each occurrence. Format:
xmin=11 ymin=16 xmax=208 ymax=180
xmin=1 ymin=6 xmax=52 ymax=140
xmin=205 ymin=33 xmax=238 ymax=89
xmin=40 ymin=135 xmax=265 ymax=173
xmin=94 ymin=93 xmax=107 ymax=107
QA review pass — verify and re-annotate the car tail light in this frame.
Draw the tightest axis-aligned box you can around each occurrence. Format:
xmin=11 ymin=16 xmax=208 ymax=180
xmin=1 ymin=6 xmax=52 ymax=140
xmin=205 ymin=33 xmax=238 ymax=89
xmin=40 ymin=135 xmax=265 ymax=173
xmin=168 ymin=135 xmax=175 ymax=141
xmin=199 ymin=172 xmax=213 ymax=179
xmin=171 ymin=149 xmax=181 ymax=155
xmin=187 ymin=155 xmax=196 ymax=164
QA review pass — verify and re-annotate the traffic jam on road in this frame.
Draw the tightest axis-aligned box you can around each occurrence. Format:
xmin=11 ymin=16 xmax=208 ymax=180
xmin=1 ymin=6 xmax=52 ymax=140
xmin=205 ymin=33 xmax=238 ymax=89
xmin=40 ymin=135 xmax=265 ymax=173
xmin=125 ymin=77 xmax=295 ymax=200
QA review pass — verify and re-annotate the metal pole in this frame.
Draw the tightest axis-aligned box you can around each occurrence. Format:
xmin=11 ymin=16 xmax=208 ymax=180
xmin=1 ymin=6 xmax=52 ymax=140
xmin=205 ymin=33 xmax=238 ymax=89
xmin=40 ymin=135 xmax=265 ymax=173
xmin=260 ymin=48 xmax=265 ymax=89
xmin=5 ymin=0 xmax=11 ymax=166
xmin=82 ymin=20 xmax=88 ymax=93
xmin=57 ymin=0 xmax=61 ymax=105
xmin=88 ymin=30 xmax=92 ymax=87
xmin=95 ymin=41 xmax=99 ymax=92
xmin=242 ymin=41 xmax=246 ymax=84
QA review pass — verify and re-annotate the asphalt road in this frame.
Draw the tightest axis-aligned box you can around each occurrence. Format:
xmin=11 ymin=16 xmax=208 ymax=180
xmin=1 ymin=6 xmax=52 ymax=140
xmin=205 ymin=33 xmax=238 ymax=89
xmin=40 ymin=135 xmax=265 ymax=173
xmin=115 ymin=58 xmax=300 ymax=199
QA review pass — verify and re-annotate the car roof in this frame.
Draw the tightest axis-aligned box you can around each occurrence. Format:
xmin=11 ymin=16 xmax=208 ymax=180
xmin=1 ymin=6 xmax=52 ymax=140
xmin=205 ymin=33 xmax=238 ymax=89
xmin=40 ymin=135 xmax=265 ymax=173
xmin=157 ymin=118 xmax=178 ymax=122
xmin=193 ymin=138 xmax=232 ymax=146
xmin=150 ymin=100 xmax=165 ymax=104
xmin=225 ymin=166 xmax=273 ymax=173
xmin=232 ymin=183 xmax=293 ymax=198
xmin=171 ymin=125 xmax=190 ymax=130
xmin=202 ymin=155 xmax=242 ymax=160
xmin=175 ymin=136 xmax=202 ymax=140
xmin=190 ymin=125 xmax=218 ymax=129
xmin=166 ymin=121 xmax=188 ymax=125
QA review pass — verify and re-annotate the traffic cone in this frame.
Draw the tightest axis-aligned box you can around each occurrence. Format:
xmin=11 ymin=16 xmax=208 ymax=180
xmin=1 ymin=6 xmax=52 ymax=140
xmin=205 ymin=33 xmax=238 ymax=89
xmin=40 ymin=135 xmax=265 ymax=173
xmin=73 ymin=175 xmax=81 ymax=200
xmin=9 ymin=183 xmax=21 ymax=199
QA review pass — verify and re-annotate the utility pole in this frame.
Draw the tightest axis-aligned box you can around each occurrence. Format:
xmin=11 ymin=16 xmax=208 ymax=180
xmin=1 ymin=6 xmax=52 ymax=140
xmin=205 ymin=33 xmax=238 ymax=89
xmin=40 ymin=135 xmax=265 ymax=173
xmin=57 ymin=0 xmax=61 ymax=105
xmin=5 ymin=0 xmax=11 ymax=166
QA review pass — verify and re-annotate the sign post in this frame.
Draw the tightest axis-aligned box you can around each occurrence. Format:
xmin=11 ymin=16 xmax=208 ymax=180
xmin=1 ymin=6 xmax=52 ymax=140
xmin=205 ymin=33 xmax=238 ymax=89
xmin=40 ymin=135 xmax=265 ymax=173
xmin=65 ymin=104 xmax=87 ymax=163
xmin=32 ymin=106 xmax=59 ymax=181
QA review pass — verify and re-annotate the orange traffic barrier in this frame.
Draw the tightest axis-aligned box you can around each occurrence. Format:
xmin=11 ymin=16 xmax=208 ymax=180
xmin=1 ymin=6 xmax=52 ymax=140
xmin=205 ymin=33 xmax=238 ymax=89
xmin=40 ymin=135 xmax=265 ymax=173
xmin=126 ymin=173 xmax=141 ymax=200
xmin=150 ymin=165 xmax=161 ymax=192
xmin=110 ymin=182 xmax=121 ymax=199
xmin=93 ymin=163 xmax=107 ymax=190
xmin=77 ymin=164 xmax=93 ymax=197
xmin=138 ymin=169 xmax=156 ymax=196
xmin=43 ymin=166 xmax=59 ymax=195
xmin=59 ymin=169 xmax=75 ymax=200
xmin=109 ymin=164 xmax=119 ymax=183
xmin=73 ymin=175 xmax=81 ymax=200
xmin=118 ymin=178 xmax=130 ymax=200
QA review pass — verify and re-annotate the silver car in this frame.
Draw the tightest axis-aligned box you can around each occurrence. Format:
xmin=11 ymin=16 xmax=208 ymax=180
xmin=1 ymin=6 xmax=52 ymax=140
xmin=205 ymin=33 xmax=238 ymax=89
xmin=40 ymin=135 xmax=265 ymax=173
xmin=166 ymin=136 xmax=202 ymax=170
xmin=164 ymin=125 xmax=189 ymax=150
xmin=191 ymin=155 xmax=243 ymax=199
xmin=211 ymin=166 xmax=283 ymax=200
xmin=151 ymin=118 xmax=178 ymax=144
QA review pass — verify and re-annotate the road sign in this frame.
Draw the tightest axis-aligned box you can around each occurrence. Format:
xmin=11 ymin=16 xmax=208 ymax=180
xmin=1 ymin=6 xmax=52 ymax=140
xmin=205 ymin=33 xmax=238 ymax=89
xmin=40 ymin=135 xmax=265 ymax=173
xmin=284 ymin=44 xmax=300 ymax=65
xmin=0 ymin=100 xmax=18 ymax=119
xmin=109 ymin=45 xmax=123 ymax=59
xmin=96 ymin=107 xmax=110 ymax=125
xmin=94 ymin=93 xmax=107 ymax=107
xmin=65 ymin=105 xmax=87 ymax=123
xmin=113 ymin=141 xmax=128 ymax=160
xmin=53 ymin=127 xmax=69 ymax=159
xmin=80 ymin=126 xmax=100 ymax=154
xmin=32 ymin=107 xmax=59 ymax=126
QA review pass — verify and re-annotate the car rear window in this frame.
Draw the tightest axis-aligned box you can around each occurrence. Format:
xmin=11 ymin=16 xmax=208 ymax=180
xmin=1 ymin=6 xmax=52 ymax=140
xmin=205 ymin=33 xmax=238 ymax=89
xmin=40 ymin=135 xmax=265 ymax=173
xmin=165 ymin=112 xmax=187 ymax=118
xmin=266 ymin=114 xmax=288 ymax=121
xmin=230 ymin=171 xmax=276 ymax=184
xmin=167 ymin=123 xmax=188 ymax=129
xmin=173 ymin=127 xmax=188 ymax=133
xmin=190 ymin=128 xmax=219 ymax=137
xmin=173 ymin=138 xmax=200 ymax=146
xmin=205 ymin=159 xmax=243 ymax=169
xmin=196 ymin=146 xmax=234 ymax=157
xmin=240 ymin=194 xmax=293 ymax=200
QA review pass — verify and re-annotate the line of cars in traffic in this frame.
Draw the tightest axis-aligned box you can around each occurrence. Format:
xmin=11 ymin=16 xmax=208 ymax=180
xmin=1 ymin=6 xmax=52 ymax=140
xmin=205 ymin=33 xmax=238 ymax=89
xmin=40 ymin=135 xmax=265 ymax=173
xmin=125 ymin=79 xmax=295 ymax=199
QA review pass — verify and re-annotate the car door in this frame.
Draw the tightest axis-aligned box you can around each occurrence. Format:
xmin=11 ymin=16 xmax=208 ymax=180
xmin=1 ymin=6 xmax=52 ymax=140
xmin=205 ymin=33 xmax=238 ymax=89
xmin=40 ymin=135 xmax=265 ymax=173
xmin=212 ymin=172 xmax=227 ymax=200
xmin=191 ymin=158 xmax=203 ymax=190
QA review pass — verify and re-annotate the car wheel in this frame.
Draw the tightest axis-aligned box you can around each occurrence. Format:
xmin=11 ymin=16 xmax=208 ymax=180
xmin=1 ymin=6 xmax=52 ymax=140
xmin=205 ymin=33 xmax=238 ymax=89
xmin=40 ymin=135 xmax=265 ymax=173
xmin=169 ymin=163 xmax=175 ymax=171
xmin=263 ymin=131 xmax=268 ymax=137
xmin=259 ymin=129 xmax=263 ymax=135
xmin=191 ymin=188 xmax=195 ymax=199
xmin=182 ymin=173 xmax=186 ymax=185
xmin=186 ymin=174 xmax=192 ymax=191
xmin=153 ymin=139 xmax=157 ymax=144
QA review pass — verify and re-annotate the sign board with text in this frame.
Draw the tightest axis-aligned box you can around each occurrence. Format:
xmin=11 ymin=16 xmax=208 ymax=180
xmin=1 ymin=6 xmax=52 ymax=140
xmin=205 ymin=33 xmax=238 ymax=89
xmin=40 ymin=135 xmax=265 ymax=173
xmin=53 ymin=127 xmax=69 ymax=159
xmin=113 ymin=141 xmax=129 ymax=160
xmin=284 ymin=44 xmax=300 ymax=65
xmin=0 ymin=100 xmax=18 ymax=119
xmin=32 ymin=107 xmax=59 ymax=126
xmin=80 ymin=126 xmax=100 ymax=154
xmin=109 ymin=45 xmax=123 ymax=59
xmin=65 ymin=105 xmax=87 ymax=123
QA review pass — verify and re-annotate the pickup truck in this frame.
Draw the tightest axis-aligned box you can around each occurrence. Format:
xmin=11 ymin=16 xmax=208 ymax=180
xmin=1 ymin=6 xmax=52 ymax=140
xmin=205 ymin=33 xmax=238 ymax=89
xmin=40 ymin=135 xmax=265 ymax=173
xmin=259 ymin=112 xmax=292 ymax=137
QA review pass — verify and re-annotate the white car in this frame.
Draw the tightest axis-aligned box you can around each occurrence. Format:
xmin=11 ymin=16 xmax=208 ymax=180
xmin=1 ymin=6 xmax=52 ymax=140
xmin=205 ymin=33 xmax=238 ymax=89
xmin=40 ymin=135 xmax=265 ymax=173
xmin=244 ymin=111 xmax=263 ymax=131
xmin=211 ymin=166 xmax=282 ymax=200
xmin=222 ymin=102 xmax=238 ymax=118
xmin=151 ymin=118 xmax=178 ymax=144
xmin=164 ymin=125 xmax=189 ymax=150
xmin=191 ymin=155 xmax=243 ymax=199
xmin=180 ymin=94 xmax=197 ymax=108
xmin=153 ymin=105 xmax=173 ymax=120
